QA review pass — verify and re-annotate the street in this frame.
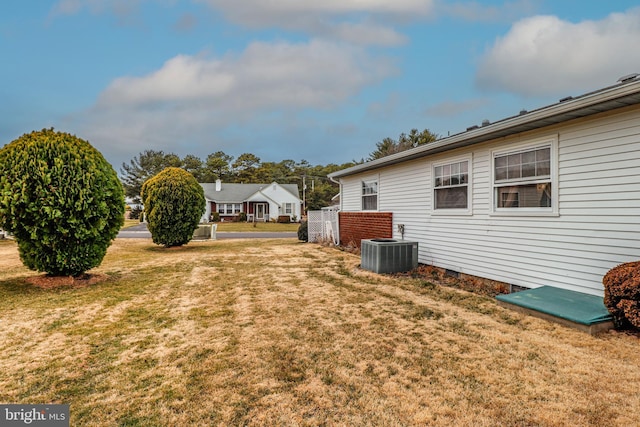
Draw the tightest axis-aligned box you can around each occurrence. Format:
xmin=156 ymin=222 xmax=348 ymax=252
xmin=117 ymin=223 xmax=297 ymax=240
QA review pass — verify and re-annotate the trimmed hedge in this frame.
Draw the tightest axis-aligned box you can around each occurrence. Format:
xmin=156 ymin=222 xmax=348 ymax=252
xmin=603 ymin=261 xmax=640 ymax=329
xmin=141 ymin=167 xmax=205 ymax=247
xmin=0 ymin=129 xmax=124 ymax=276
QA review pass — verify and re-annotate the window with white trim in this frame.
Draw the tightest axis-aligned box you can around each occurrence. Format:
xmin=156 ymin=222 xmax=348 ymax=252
xmin=362 ymin=181 xmax=378 ymax=211
xmin=283 ymin=203 xmax=294 ymax=215
xmin=217 ymin=203 xmax=242 ymax=214
xmin=434 ymin=159 xmax=469 ymax=210
xmin=494 ymin=145 xmax=552 ymax=209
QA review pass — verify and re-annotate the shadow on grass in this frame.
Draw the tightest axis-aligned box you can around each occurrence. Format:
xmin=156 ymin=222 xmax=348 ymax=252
xmin=143 ymin=243 xmax=222 ymax=253
xmin=0 ymin=277 xmax=46 ymax=296
xmin=0 ymin=272 xmax=122 ymax=297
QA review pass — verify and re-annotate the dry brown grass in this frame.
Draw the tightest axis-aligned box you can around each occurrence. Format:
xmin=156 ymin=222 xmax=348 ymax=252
xmin=214 ymin=221 xmax=300 ymax=232
xmin=1 ymin=238 xmax=639 ymax=426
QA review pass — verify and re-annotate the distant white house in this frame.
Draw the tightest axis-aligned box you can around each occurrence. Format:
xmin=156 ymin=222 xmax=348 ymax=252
xmin=124 ymin=197 xmax=142 ymax=210
xmin=200 ymin=180 xmax=302 ymax=222
xmin=329 ymin=75 xmax=640 ymax=297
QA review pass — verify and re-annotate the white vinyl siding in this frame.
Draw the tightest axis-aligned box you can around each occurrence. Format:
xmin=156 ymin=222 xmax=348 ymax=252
xmin=378 ymin=159 xmax=430 ymax=240
xmin=338 ymin=107 xmax=640 ymax=296
xmin=340 ymin=177 xmax=365 ymax=211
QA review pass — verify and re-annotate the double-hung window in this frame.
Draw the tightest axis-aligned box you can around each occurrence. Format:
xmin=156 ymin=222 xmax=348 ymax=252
xmin=493 ymin=143 xmax=554 ymax=212
xmin=433 ymin=159 xmax=470 ymax=211
xmin=362 ymin=181 xmax=378 ymax=211
xmin=283 ymin=203 xmax=294 ymax=215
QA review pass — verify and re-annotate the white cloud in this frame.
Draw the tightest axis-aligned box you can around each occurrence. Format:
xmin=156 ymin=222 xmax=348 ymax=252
xmin=49 ymin=0 xmax=178 ymax=25
xmin=198 ymin=0 xmax=434 ymax=46
xmin=98 ymin=40 xmax=395 ymax=110
xmin=77 ymin=40 xmax=397 ymax=166
xmin=98 ymin=54 xmax=236 ymax=106
xmin=200 ymin=0 xmax=435 ymax=23
xmin=321 ymin=21 xmax=408 ymax=47
xmin=476 ymin=8 xmax=640 ymax=96
xmin=441 ymin=0 xmax=537 ymax=23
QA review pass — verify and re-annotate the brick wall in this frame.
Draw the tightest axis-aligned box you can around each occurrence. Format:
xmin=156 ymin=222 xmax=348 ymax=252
xmin=339 ymin=212 xmax=393 ymax=248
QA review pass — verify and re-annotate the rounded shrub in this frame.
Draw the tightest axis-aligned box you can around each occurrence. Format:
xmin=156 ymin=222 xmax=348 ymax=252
xmin=603 ymin=261 xmax=640 ymax=329
xmin=141 ymin=167 xmax=205 ymax=247
xmin=297 ymin=221 xmax=308 ymax=242
xmin=129 ymin=205 xmax=143 ymax=220
xmin=0 ymin=129 xmax=124 ymax=276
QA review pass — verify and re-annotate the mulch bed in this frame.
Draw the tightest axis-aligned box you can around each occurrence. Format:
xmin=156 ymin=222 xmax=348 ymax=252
xmin=391 ymin=264 xmax=509 ymax=297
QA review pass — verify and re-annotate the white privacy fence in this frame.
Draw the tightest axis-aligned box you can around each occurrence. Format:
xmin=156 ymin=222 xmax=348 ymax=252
xmin=307 ymin=207 xmax=339 ymax=245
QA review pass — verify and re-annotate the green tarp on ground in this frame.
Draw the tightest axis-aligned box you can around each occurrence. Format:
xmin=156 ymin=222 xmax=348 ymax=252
xmin=496 ymin=286 xmax=612 ymax=325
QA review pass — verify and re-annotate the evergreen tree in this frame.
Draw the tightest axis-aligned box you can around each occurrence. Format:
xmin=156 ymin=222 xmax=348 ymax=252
xmin=120 ymin=150 xmax=182 ymax=198
xmin=202 ymin=151 xmax=234 ymax=182
xmin=369 ymin=129 xmax=439 ymax=160
xmin=232 ymin=153 xmax=261 ymax=183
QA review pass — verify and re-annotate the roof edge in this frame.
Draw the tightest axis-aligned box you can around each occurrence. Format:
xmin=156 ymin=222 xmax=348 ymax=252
xmin=329 ymin=76 xmax=640 ymax=179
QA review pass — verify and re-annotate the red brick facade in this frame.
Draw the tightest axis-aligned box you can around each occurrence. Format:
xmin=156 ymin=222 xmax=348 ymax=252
xmin=339 ymin=212 xmax=393 ymax=248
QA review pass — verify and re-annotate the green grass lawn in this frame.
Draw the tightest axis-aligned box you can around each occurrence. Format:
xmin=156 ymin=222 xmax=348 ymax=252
xmin=121 ymin=218 xmax=141 ymax=229
xmin=1 ymin=239 xmax=639 ymax=426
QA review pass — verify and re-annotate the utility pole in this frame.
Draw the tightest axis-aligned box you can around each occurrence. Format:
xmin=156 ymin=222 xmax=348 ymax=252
xmin=302 ymin=174 xmax=306 ymax=216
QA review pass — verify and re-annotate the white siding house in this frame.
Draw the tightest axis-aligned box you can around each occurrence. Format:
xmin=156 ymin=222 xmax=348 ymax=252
xmin=245 ymin=182 xmax=303 ymax=222
xmin=200 ymin=180 xmax=302 ymax=223
xmin=330 ymin=77 xmax=640 ymax=296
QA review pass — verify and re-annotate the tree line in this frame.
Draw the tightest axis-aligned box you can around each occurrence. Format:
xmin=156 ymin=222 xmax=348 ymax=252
xmin=120 ymin=128 xmax=438 ymax=211
xmin=120 ymin=150 xmax=357 ymax=211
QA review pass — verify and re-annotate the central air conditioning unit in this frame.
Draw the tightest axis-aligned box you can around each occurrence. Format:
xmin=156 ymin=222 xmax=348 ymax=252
xmin=361 ymin=239 xmax=418 ymax=274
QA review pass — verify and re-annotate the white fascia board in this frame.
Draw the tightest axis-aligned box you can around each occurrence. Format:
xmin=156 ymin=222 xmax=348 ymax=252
xmin=329 ymin=79 xmax=640 ymax=179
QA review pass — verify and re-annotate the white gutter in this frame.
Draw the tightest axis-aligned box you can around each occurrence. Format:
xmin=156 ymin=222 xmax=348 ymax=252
xmin=329 ymin=76 xmax=640 ymax=179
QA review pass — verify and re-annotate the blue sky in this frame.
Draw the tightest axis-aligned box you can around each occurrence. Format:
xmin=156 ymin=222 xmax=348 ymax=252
xmin=2 ymin=1 xmax=640 ymax=170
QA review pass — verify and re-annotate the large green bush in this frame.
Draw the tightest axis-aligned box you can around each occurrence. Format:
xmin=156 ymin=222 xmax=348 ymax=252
xmin=141 ymin=167 xmax=205 ymax=247
xmin=0 ymin=129 xmax=124 ymax=276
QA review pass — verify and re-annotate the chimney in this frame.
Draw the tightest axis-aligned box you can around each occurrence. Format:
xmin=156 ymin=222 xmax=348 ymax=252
xmin=215 ymin=179 xmax=221 ymax=191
